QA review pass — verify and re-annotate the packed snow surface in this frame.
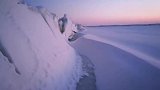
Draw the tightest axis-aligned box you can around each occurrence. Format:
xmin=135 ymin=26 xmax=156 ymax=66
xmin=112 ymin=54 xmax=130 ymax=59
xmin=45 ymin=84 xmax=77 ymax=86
xmin=72 ymin=25 xmax=160 ymax=90
xmin=0 ymin=0 xmax=83 ymax=90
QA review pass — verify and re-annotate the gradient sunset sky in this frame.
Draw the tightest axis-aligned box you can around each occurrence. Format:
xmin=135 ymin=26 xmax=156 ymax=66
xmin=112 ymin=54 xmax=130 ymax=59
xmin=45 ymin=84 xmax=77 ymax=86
xmin=28 ymin=0 xmax=160 ymax=25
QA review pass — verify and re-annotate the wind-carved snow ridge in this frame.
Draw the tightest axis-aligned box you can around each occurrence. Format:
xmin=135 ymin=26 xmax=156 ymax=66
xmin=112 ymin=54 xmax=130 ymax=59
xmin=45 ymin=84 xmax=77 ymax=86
xmin=84 ymin=34 xmax=160 ymax=69
xmin=0 ymin=0 xmax=83 ymax=90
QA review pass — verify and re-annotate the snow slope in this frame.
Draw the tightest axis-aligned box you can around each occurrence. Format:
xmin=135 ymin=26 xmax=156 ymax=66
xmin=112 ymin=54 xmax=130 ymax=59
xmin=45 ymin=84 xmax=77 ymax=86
xmin=0 ymin=0 xmax=82 ymax=90
xmin=72 ymin=25 xmax=160 ymax=90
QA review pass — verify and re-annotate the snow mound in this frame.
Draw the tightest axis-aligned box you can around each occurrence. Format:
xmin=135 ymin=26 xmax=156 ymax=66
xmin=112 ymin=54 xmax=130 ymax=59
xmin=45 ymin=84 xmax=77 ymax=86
xmin=0 ymin=0 xmax=83 ymax=90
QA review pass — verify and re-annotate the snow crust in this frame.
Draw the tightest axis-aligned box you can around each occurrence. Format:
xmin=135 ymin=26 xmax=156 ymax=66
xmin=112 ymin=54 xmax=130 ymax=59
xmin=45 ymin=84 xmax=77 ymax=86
xmin=0 ymin=0 xmax=82 ymax=90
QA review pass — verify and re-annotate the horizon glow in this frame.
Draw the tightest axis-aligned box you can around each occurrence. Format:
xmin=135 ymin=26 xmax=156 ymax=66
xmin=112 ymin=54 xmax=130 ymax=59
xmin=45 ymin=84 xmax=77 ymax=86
xmin=28 ymin=0 xmax=160 ymax=25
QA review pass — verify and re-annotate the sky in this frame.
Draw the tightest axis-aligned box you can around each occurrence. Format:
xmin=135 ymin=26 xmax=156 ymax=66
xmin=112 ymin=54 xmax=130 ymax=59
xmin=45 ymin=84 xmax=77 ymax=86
xmin=27 ymin=0 xmax=160 ymax=25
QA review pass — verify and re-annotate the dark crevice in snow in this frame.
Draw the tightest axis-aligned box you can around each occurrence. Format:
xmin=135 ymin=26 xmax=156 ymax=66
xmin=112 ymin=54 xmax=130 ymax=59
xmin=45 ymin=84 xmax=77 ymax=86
xmin=25 ymin=5 xmax=57 ymax=37
xmin=41 ymin=14 xmax=53 ymax=32
xmin=0 ymin=43 xmax=13 ymax=64
xmin=6 ymin=10 xmax=40 ymax=76
xmin=76 ymin=55 xmax=97 ymax=90
xmin=14 ymin=66 xmax=21 ymax=75
xmin=37 ymin=6 xmax=56 ymax=36
xmin=68 ymin=33 xmax=85 ymax=42
xmin=1 ymin=9 xmax=40 ymax=76
xmin=17 ymin=0 xmax=25 ymax=5
xmin=0 ymin=42 xmax=21 ymax=75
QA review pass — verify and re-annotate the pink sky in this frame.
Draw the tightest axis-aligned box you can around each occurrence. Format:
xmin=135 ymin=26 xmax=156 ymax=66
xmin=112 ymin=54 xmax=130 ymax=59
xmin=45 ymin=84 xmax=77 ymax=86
xmin=30 ymin=0 xmax=160 ymax=25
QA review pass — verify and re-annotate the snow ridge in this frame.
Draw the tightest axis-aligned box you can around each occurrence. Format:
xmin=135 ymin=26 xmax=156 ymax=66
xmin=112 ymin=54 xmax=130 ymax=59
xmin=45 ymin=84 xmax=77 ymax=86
xmin=0 ymin=0 xmax=83 ymax=90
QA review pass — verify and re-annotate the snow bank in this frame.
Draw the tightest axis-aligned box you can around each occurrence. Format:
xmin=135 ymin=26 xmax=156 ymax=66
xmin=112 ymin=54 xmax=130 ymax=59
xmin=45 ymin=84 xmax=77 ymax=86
xmin=0 ymin=0 xmax=82 ymax=90
xmin=63 ymin=18 xmax=78 ymax=40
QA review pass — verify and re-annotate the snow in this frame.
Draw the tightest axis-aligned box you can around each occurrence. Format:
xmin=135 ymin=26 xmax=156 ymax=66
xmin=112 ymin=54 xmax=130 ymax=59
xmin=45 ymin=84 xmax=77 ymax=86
xmin=1 ymin=0 xmax=160 ymax=90
xmin=0 ymin=0 xmax=83 ymax=90
xmin=72 ymin=25 xmax=160 ymax=90
xmin=84 ymin=25 xmax=160 ymax=69
xmin=64 ymin=18 xmax=78 ymax=40
xmin=76 ymin=24 xmax=86 ymax=32
xmin=84 ymin=34 xmax=160 ymax=69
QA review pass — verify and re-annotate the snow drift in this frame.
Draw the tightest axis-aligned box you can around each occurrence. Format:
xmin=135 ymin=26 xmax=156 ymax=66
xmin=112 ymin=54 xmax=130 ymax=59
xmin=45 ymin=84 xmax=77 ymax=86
xmin=0 ymin=0 xmax=82 ymax=90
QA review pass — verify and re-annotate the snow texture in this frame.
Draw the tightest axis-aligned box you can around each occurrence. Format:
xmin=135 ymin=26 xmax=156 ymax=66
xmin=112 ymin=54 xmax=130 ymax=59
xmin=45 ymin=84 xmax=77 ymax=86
xmin=0 ymin=0 xmax=83 ymax=90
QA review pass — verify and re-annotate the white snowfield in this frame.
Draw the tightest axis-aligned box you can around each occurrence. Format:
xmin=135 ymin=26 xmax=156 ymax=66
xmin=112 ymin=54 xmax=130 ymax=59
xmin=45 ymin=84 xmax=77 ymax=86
xmin=0 ymin=0 xmax=83 ymax=90
xmin=83 ymin=26 xmax=160 ymax=69
xmin=84 ymin=34 xmax=160 ymax=69
xmin=72 ymin=25 xmax=160 ymax=90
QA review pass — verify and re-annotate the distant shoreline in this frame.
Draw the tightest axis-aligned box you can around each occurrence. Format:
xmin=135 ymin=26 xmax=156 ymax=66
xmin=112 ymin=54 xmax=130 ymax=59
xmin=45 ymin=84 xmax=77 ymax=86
xmin=86 ymin=23 xmax=160 ymax=27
